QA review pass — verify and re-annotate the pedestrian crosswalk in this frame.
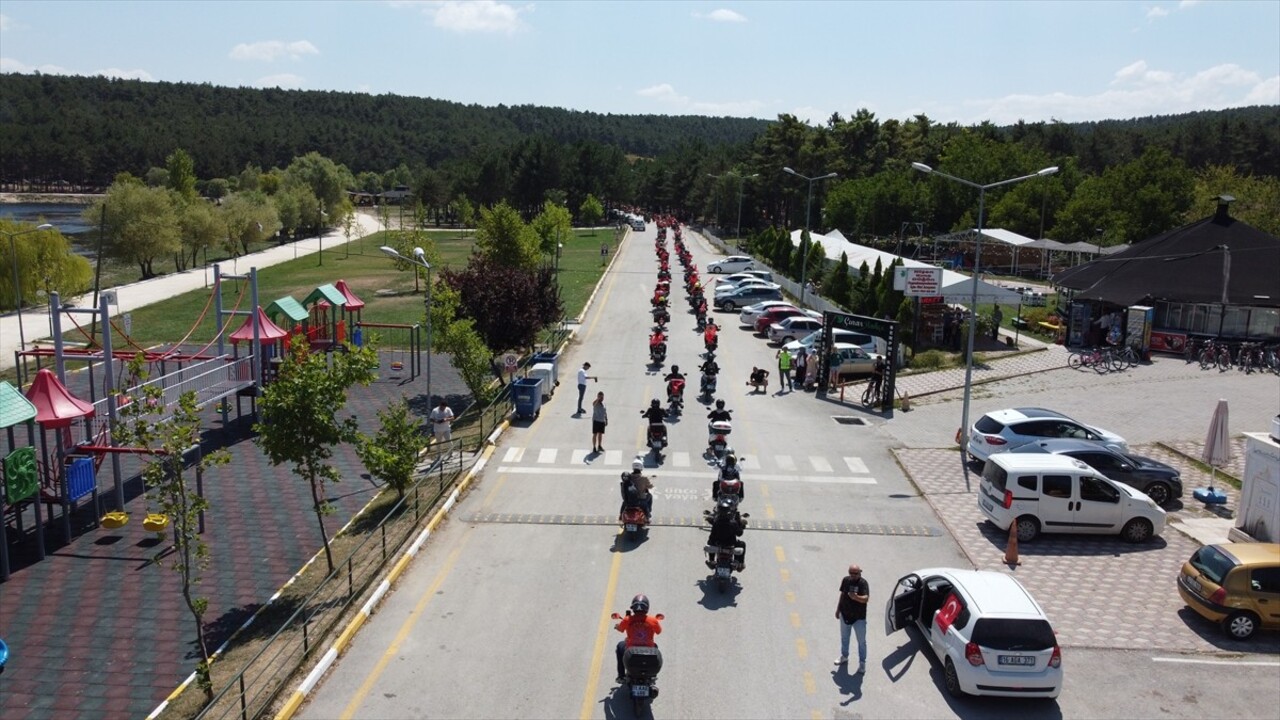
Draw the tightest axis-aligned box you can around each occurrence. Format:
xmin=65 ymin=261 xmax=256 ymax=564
xmin=495 ymin=446 xmax=877 ymax=485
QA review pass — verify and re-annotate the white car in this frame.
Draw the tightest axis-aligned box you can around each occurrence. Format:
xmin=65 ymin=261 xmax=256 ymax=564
xmin=784 ymin=328 xmax=888 ymax=357
xmin=768 ymin=316 xmax=823 ymax=344
xmin=715 ymin=270 xmax=773 ymax=287
xmin=967 ymin=407 xmax=1128 ymax=464
xmin=714 ymin=279 xmax=781 ymax=296
xmin=829 ymin=343 xmax=886 ymax=377
xmin=738 ymin=301 xmax=795 ymax=327
xmin=707 ymin=255 xmax=756 ymax=274
xmin=886 ymin=568 xmax=1063 ymax=699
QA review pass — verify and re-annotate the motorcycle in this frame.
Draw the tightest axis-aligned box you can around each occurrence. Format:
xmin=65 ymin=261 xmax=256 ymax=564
xmin=652 ymin=307 xmax=669 ymax=328
xmin=703 ymin=510 xmax=750 ymax=592
xmin=699 ymin=370 xmax=718 ymax=399
xmin=649 ymin=342 xmax=666 ymax=365
xmin=704 ymin=333 xmax=718 ymax=353
xmin=666 ymin=378 xmax=685 ymax=416
xmin=620 ymin=505 xmax=649 ymax=540
xmin=610 ymin=613 xmax=665 ymax=712
xmin=708 ymin=418 xmax=732 ymax=461
xmin=645 ymin=422 xmax=668 ymax=461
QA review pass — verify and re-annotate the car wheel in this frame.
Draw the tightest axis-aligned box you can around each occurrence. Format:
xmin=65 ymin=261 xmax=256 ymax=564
xmin=1015 ymin=516 xmax=1040 ymax=542
xmin=720 ymin=301 xmax=736 ymax=311
xmin=943 ymin=658 xmax=965 ymax=698
xmin=1144 ymin=482 xmax=1172 ymax=506
xmin=1224 ymin=611 xmax=1259 ymax=640
xmin=782 ymin=336 xmax=795 ymax=344
xmin=710 ymin=266 xmax=722 ymax=274
xmin=1120 ymin=518 xmax=1153 ymax=543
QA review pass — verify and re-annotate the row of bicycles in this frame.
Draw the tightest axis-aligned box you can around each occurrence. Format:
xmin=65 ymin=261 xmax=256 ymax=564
xmin=1066 ymin=344 xmax=1143 ymax=373
xmin=1184 ymin=338 xmax=1280 ymax=374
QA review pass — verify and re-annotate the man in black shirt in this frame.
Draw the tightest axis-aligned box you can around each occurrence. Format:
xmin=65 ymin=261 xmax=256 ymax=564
xmin=835 ymin=564 xmax=869 ymax=674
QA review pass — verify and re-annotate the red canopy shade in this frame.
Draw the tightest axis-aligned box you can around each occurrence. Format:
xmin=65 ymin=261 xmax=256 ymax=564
xmin=230 ymin=307 xmax=290 ymax=344
xmin=334 ymin=279 xmax=366 ymax=310
xmin=25 ymin=368 xmax=95 ymax=429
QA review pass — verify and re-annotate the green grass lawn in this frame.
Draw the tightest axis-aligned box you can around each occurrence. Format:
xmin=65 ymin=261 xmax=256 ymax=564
xmin=40 ymin=228 xmax=614 ymax=351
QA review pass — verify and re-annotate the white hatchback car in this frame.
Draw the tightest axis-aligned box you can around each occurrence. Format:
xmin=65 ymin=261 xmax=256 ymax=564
xmin=707 ymin=255 xmax=756 ymax=274
xmin=886 ymin=568 xmax=1062 ymax=699
xmin=714 ymin=278 xmax=781 ymax=296
xmin=737 ymin=301 xmax=795 ymax=327
xmin=967 ymin=407 xmax=1127 ymax=464
xmin=767 ymin=316 xmax=823 ymax=344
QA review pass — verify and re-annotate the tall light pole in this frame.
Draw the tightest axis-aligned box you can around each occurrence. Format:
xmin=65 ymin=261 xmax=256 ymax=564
xmin=5 ymin=223 xmax=55 ymax=353
xmin=911 ymin=162 xmax=1058 ymax=460
xmin=317 ymin=206 xmax=328 ymax=267
xmin=380 ymin=245 xmax=432 ymax=402
xmin=734 ymin=172 xmax=758 ymax=242
xmin=782 ymin=167 xmax=838 ymax=309
xmin=705 ymin=174 xmax=722 ymax=231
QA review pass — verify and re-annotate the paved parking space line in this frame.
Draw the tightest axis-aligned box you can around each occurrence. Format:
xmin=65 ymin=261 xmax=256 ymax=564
xmin=1152 ymin=656 xmax=1280 ymax=666
xmin=494 ymin=465 xmax=877 ymax=484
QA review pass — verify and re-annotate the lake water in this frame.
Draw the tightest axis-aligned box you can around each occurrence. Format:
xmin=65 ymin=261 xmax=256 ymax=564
xmin=0 ymin=202 xmax=97 ymax=235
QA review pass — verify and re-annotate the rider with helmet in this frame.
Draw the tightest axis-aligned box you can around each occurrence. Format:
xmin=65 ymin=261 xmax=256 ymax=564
xmin=615 ymin=594 xmax=663 ymax=685
xmin=712 ymin=452 xmax=744 ymax=502
xmin=663 ymin=366 xmax=686 ymax=402
xmin=705 ymin=498 xmax=747 ymax=570
xmin=620 ymin=458 xmax=654 ymax=521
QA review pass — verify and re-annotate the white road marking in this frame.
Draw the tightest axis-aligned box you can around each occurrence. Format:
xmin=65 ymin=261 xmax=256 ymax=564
xmin=570 ymin=449 xmax=589 ymax=465
xmin=775 ymin=455 xmax=796 ymax=471
xmin=810 ymin=456 xmax=833 ymax=473
xmin=605 ymin=450 xmax=623 ymax=465
xmin=844 ymin=457 xmax=869 ymax=474
xmin=537 ymin=448 xmax=557 ymax=464
xmin=673 ymin=452 xmax=690 ymax=467
xmin=1151 ymin=656 xmax=1280 ymax=667
xmin=495 ymin=466 xmax=876 ymax=484
xmin=503 ymin=447 xmax=525 ymax=463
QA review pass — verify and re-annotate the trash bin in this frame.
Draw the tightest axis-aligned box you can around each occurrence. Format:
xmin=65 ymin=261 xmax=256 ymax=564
xmin=512 ymin=377 xmax=544 ymax=420
xmin=529 ymin=363 xmax=555 ymax=400
xmin=531 ymin=351 xmax=560 ymax=388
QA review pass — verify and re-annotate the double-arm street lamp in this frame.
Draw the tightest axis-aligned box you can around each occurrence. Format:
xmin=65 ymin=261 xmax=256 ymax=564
xmin=782 ymin=167 xmax=838 ymax=309
xmin=5 ymin=223 xmax=55 ymax=353
xmin=380 ymin=245 xmax=432 ymax=402
xmin=910 ymin=162 xmax=1059 ymax=461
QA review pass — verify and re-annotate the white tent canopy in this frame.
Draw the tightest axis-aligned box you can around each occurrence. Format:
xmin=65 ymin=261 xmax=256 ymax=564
xmin=789 ymin=230 xmax=1022 ymax=304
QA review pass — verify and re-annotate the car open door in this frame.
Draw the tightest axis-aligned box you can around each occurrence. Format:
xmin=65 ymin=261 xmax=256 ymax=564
xmin=885 ymin=573 xmax=923 ymax=635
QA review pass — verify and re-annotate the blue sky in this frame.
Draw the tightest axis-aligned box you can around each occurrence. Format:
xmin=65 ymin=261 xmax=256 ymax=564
xmin=1 ymin=0 xmax=1276 ymax=125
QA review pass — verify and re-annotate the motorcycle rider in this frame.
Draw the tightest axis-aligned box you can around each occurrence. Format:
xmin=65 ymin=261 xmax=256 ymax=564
xmin=707 ymin=399 xmax=731 ymax=424
xmin=699 ymin=357 xmax=720 ymax=386
xmin=620 ymin=458 xmax=654 ymax=521
xmin=712 ymin=452 xmax=744 ymax=502
xmin=649 ymin=328 xmax=667 ymax=358
xmin=663 ymin=366 xmax=686 ymax=403
xmin=615 ymin=594 xmax=663 ymax=685
xmin=705 ymin=498 xmax=747 ymax=570
xmin=703 ymin=319 xmax=719 ymax=351
xmin=640 ymin=399 xmax=668 ymax=446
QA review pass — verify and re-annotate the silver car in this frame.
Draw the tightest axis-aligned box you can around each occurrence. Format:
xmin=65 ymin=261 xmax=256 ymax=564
xmin=966 ymin=407 xmax=1128 ymax=464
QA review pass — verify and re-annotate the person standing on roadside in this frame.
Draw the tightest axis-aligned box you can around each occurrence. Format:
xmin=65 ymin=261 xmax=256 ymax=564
xmin=591 ymin=392 xmax=608 ymax=453
xmin=991 ymin=305 xmax=1003 ymax=341
xmin=429 ymin=399 xmax=454 ymax=443
xmin=836 ymin=564 xmax=869 ymax=674
xmin=576 ymin=362 xmax=597 ymax=414
xmin=776 ymin=347 xmax=793 ymax=392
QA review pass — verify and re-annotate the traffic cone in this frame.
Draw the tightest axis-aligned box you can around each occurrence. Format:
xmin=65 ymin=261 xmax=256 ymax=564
xmin=1004 ymin=522 xmax=1021 ymax=566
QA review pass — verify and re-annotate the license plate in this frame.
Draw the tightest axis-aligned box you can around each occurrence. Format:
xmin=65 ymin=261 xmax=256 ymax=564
xmin=716 ymin=566 xmax=731 ymax=577
xmin=980 ymin=497 xmax=994 ymax=512
xmin=1184 ymin=576 xmax=1203 ymax=595
xmin=625 ymin=524 xmax=638 ymax=532
xmin=998 ymin=655 xmax=1036 ymax=666
xmin=631 ymin=684 xmax=650 ymax=697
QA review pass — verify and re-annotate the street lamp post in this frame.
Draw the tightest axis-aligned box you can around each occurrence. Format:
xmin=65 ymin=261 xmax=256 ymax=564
xmin=911 ymin=162 xmax=1059 ymax=465
xmin=782 ymin=167 xmax=838 ymax=309
xmin=317 ymin=207 xmax=328 ymax=267
xmin=5 ymin=223 xmax=55 ymax=353
xmin=734 ymin=173 xmax=759 ymax=242
xmin=380 ymin=245 xmax=432 ymax=402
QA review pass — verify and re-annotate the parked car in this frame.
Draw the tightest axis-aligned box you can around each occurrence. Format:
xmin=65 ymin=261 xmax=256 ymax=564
xmin=707 ymin=255 xmax=756 ymax=274
xmin=753 ymin=306 xmax=820 ymax=334
xmin=1177 ymin=542 xmax=1280 ymax=640
xmin=715 ymin=271 xmax=773 ymax=288
xmin=1008 ymin=439 xmax=1182 ymax=506
xmin=967 ymin=407 xmax=1127 ymax=464
xmin=717 ymin=285 xmax=783 ymax=311
xmin=714 ymin=278 xmax=781 ymax=296
xmin=784 ymin=328 xmax=888 ymax=357
xmin=738 ymin=301 xmax=795 ymax=327
xmin=829 ymin=343 xmax=886 ymax=378
xmin=978 ymin=453 xmax=1165 ymax=543
xmin=885 ymin=568 xmax=1063 ymax=699
xmin=630 ymin=219 xmax=645 ymax=231
xmin=768 ymin=316 xmax=824 ymax=344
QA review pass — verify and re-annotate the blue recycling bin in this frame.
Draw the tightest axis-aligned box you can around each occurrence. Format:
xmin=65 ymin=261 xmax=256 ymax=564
xmin=530 ymin=351 xmax=560 ymax=388
xmin=512 ymin=377 xmax=544 ymax=420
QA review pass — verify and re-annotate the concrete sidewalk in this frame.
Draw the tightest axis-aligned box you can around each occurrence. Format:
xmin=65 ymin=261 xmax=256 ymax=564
xmin=1 ymin=212 xmax=385 ymax=373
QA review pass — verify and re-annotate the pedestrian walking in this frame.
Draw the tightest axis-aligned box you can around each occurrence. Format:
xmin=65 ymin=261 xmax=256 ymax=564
xmin=794 ymin=348 xmax=807 ymax=386
xmin=804 ymin=350 xmax=819 ymax=390
xmin=776 ymin=347 xmax=793 ymax=392
xmin=591 ymin=392 xmax=608 ymax=452
xmin=836 ymin=564 xmax=870 ymax=674
xmin=576 ymin=362 xmax=597 ymax=414
xmin=429 ymin=399 xmax=454 ymax=443
xmin=991 ymin=305 xmax=1003 ymax=341
xmin=827 ymin=344 xmax=842 ymax=388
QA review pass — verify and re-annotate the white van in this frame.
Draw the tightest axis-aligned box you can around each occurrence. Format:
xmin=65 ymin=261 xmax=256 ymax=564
xmin=978 ymin=453 xmax=1165 ymax=543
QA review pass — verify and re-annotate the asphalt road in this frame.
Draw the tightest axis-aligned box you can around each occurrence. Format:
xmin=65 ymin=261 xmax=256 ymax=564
xmin=295 ymin=225 xmax=1280 ymax=720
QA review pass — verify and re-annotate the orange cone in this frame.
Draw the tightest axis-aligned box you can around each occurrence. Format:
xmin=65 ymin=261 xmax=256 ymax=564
xmin=1004 ymin=522 xmax=1021 ymax=566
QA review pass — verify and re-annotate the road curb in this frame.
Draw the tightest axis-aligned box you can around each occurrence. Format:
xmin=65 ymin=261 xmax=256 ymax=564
xmin=273 ymin=443 xmax=496 ymax=720
xmin=890 ymin=447 xmax=985 ymax=571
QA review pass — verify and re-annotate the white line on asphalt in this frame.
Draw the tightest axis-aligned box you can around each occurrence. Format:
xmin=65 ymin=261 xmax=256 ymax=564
xmin=537 ymin=448 xmax=557 ymax=464
xmin=673 ymin=452 xmax=690 ymax=467
xmin=503 ymin=447 xmax=525 ymax=463
xmin=605 ymin=450 xmax=622 ymax=465
xmin=495 ymin=466 xmax=877 ymax=484
xmin=844 ymin=457 xmax=869 ymax=474
xmin=810 ymin=456 xmax=833 ymax=473
xmin=570 ymin=449 xmax=589 ymax=465
xmin=776 ymin=454 xmax=796 ymax=471
xmin=1151 ymin=656 xmax=1280 ymax=667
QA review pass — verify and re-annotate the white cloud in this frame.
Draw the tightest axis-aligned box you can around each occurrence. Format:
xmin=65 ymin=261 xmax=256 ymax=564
xmin=1178 ymin=0 xmax=1202 ymax=8
xmin=0 ymin=13 xmax=12 ymax=31
xmin=401 ymin=1 xmax=531 ymax=34
xmin=955 ymin=62 xmax=1278 ymax=124
xmin=0 ymin=58 xmax=151 ymax=81
xmin=1145 ymin=6 xmax=1169 ymax=19
xmin=695 ymin=8 xmax=747 ymax=23
xmin=636 ymin=82 xmax=763 ymax=117
xmin=229 ymin=40 xmax=319 ymax=62
xmin=255 ymin=73 xmax=305 ymax=88
xmin=637 ymin=83 xmax=684 ymax=102
xmin=95 ymin=67 xmax=155 ymax=81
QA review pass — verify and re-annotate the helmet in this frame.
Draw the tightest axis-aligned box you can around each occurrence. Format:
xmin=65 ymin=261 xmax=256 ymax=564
xmin=724 ymin=453 xmax=737 ymax=467
xmin=632 ymin=458 xmax=644 ymax=472
xmin=630 ymin=594 xmax=650 ymax=615
xmin=650 ymin=399 xmax=661 ymax=408
xmin=715 ymin=399 xmax=725 ymax=409
xmin=671 ymin=365 xmax=679 ymax=374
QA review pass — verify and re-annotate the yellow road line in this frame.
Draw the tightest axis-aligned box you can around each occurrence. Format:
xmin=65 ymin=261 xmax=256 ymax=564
xmin=790 ymin=612 xmax=801 ymax=628
xmin=774 ymin=545 xmax=786 ymax=563
xmin=480 ymin=473 xmax=508 ymax=509
xmin=780 ymin=568 xmax=791 ymax=582
xmin=785 ymin=590 xmax=796 ymax=603
xmin=759 ymin=482 xmax=770 ymax=498
xmin=339 ymin=533 xmax=472 ymax=719
xmin=765 ymin=504 xmax=776 ymax=519
xmin=579 ymin=536 xmax=625 ymax=720
xmin=812 ymin=709 xmax=823 ymax=719
xmin=795 ymin=637 xmax=808 ymax=659
xmin=803 ymin=671 xmax=816 ymax=694
xmin=583 ymin=241 xmax=625 ymax=340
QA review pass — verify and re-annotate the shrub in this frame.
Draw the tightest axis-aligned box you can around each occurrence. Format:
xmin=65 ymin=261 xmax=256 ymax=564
xmin=911 ymin=349 xmax=950 ymax=370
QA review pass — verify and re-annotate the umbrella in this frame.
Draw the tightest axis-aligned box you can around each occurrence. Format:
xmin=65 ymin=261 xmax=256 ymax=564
xmin=1200 ymin=398 xmax=1231 ymax=493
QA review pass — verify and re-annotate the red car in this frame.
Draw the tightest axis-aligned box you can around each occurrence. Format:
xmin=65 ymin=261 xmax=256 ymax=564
xmin=754 ymin=307 xmax=817 ymax=334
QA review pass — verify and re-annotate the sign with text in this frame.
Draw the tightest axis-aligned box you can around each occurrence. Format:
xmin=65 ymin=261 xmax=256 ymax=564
xmin=894 ymin=267 xmax=943 ymax=298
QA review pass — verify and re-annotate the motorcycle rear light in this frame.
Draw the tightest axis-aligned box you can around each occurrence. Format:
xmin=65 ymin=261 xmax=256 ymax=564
xmin=965 ymin=641 xmax=984 ymax=666
xmin=1049 ymin=645 xmax=1061 ymax=668
xmin=1002 ymin=490 xmax=1013 ymax=509
xmin=1210 ymin=587 xmax=1226 ymax=604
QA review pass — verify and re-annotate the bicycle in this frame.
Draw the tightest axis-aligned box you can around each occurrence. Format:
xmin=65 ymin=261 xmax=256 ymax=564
xmin=1067 ymin=347 xmax=1109 ymax=373
xmin=861 ymin=378 xmax=884 ymax=406
xmin=1113 ymin=344 xmax=1141 ymax=370
xmin=1198 ymin=340 xmax=1231 ymax=371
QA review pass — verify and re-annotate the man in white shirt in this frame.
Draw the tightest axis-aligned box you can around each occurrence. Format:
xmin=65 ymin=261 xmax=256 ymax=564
xmin=576 ymin=362 xmax=597 ymax=414
xmin=429 ymin=399 xmax=454 ymax=442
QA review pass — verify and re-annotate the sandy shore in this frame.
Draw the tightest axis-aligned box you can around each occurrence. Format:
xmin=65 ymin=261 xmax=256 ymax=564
xmin=0 ymin=192 xmax=103 ymax=204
